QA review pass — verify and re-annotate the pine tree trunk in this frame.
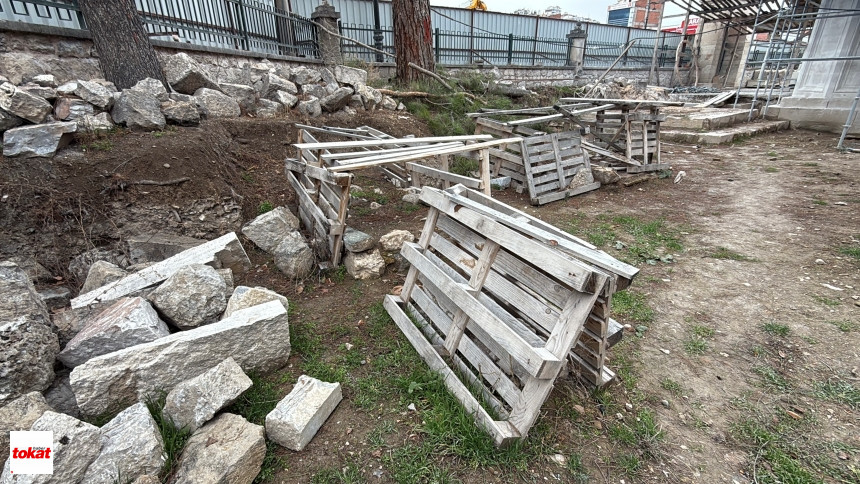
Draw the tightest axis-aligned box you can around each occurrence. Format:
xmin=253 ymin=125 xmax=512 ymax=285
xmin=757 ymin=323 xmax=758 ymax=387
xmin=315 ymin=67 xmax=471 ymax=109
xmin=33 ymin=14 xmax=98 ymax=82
xmin=78 ymin=0 xmax=167 ymax=90
xmin=392 ymin=0 xmax=435 ymax=83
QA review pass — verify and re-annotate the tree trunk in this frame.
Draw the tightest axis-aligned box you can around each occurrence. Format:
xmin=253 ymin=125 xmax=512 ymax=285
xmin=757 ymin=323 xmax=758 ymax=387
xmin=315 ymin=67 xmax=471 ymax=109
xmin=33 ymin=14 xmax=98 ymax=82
xmin=392 ymin=0 xmax=435 ymax=83
xmin=79 ymin=0 xmax=167 ymax=90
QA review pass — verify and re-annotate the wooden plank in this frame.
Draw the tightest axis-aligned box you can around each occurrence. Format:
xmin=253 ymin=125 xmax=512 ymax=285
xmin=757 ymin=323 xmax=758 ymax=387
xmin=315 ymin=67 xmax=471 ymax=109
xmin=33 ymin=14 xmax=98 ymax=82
xmin=558 ymin=97 xmax=683 ymax=106
xmin=443 ymin=239 xmax=500 ymax=354
xmin=407 ymin=163 xmax=480 ymax=189
xmin=284 ymin=159 xmax=351 ymax=186
xmin=330 ymin=143 xmax=467 ymax=167
xmin=506 ymin=113 xmax=563 ymax=126
xmin=294 ymin=135 xmax=493 ymax=150
xmin=321 ymin=142 xmax=464 ymax=161
xmin=399 ymin=208 xmax=440 ymax=304
xmin=533 ymin=182 xmax=601 ymax=205
xmin=626 ymin=163 xmax=670 ymax=174
xmin=72 ymin=232 xmax=250 ymax=309
xmin=384 ymin=296 xmax=520 ymax=447
xmin=401 ymin=243 xmax=562 ymax=379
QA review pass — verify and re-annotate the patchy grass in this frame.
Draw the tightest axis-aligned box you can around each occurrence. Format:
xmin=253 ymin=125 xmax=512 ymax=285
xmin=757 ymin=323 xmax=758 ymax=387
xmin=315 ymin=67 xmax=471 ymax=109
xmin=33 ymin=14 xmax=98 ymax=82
xmin=449 ymin=155 xmax=478 ymax=176
xmin=660 ymin=377 xmax=683 ymax=397
xmin=839 ymin=246 xmax=860 ymax=260
xmin=567 ymin=453 xmax=589 ymax=483
xmin=684 ymin=337 xmax=709 ymax=355
xmin=754 ymin=366 xmax=791 ymax=392
xmin=350 ymin=189 xmax=388 ymax=205
xmin=826 ymin=319 xmax=857 ymax=332
xmin=708 ymin=247 xmax=758 ymax=262
xmin=227 ymin=373 xmax=282 ymax=426
xmin=813 ymin=380 xmax=860 ymax=409
xmin=764 ymin=166 xmax=779 ymax=173
xmin=691 ymin=324 xmax=715 ymax=338
xmin=731 ymin=417 xmax=819 ymax=483
xmin=255 ymin=440 xmax=287 ymax=483
xmin=146 ymin=392 xmax=192 ymax=482
xmin=258 ymin=200 xmax=274 ymax=214
xmin=812 ymin=295 xmax=841 ymax=307
xmin=611 ymin=291 xmax=654 ymax=323
xmin=311 ymin=462 xmax=364 ymax=484
xmin=762 ymin=322 xmax=791 ymax=337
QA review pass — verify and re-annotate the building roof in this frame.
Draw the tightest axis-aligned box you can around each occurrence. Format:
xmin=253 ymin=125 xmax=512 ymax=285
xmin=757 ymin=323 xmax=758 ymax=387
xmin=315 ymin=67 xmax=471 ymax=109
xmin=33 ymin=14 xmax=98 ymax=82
xmin=668 ymin=0 xmax=785 ymax=26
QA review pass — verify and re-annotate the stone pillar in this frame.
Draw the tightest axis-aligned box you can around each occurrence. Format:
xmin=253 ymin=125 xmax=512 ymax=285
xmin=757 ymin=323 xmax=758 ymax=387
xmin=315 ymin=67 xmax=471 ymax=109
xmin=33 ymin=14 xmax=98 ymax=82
xmin=566 ymin=23 xmax=587 ymax=70
xmin=774 ymin=0 xmax=860 ymax=134
xmin=312 ymin=3 xmax=343 ymax=66
xmin=695 ymin=20 xmax=727 ymax=86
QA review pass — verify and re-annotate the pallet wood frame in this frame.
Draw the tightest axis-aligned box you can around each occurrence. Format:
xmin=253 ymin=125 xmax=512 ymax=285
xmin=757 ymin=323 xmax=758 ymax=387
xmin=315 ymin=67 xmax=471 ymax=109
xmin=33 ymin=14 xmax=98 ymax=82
xmin=521 ymin=131 xmax=600 ymax=205
xmin=385 ymin=185 xmax=637 ymax=445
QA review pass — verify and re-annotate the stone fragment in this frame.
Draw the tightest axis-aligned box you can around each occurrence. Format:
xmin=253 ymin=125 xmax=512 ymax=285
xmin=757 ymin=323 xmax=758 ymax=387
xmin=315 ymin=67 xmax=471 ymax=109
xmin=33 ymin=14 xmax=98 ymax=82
xmin=39 ymin=287 xmax=71 ymax=310
xmin=4 ymin=256 xmax=53 ymax=283
xmin=163 ymin=358 xmax=252 ymax=432
xmin=0 ymin=81 xmax=52 ymax=123
xmin=381 ymin=95 xmax=398 ymax=110
xmin=78 ymin=112 xmax=115 ymax=132
xmin=75 ymin=79 xmax=115 ymax=110
xmin=171 ymin=413 xmax=265 ymax=484
xmin=402 ymin=192 xmax=421 ymax=204
xmin=262 ymin=73 xmax=297 ymax=97
xmin=194 ymin=87 xmax=241 ymax=118
xmin=130 ymin=476 xmax=160 ymax=484
xmin=591 ymin=166 xmax=620 ymax=185
xmin=357 ymin=84 xmax=382 ymax=110
xmin=160 ymin=100 xmax=200 ymax=126
xmin=220 ymin=82 xmax=257 ymax=114
xmin=80 ymin=260 xmax=128 ymax=294
xmin=0 ymin=411 xmax=101 ymax=484
xmin=343 ymin=106 xmax=357 ymax=116
xmin=290 ymin=66 xmax=322 ymax=86
xmin=344 ymin=249 xmax=385 ymax=280
xmin=0 ymin=392 xmax=52 ymax=454
xmin=379 ymin=230 xmax=415 ymax=251
xmin=56 ymin=81 xmax=78 ymax=95
xmin=50 ymin=305 xmax=104 ymax=348
xmin=20 ymin=85 xmax=57 ymax=101
xmin=224 ymin=286 xmax=289 ymax=318
xmin=334 ymin=65 xmax=368 ymax=88
xmin=265 ymin=375 xmax=342 ymax=451
xmin=150 ymin=264 xmax=227 ymax=329
xmin=163 ymin=53 xmax=221 ymax=95
xmin=168 ymin=92 xmax=194 ymax=103
xmin=131 ymin=77 xmax=169 ymax=102
xmin=111 ymin=89 xmax=166 ymax=131
xmin=81 ymin=402 xmax=164 ymax=484
xmin=321 ymin=87 xmax=354 ymax=112
xmin=92 ymin=79 xmax=119 ymax=92
xmin=319 ymin=67 xmax=337 ymax=85
xmin=217 ymin=268 xmax=234 ymax=295
xmin=300 ymin=83 xmax=327 ymax=99
xmin=343 ymin=227 xmax=375 ymax=253
xmin=0 ymin=109 xmax=24 ymax=132
xmin=272 ymin=89 xmax=298 ymax=109
xmin=70 ymin=301 xmax=289 ymax=417
xmin=58 ymin=297 xmax=170 ymax=368
xmin=297 ymin=96 xmax=321 ymax=117
xmin=53 ymin=96 xmax=92 ymax=121
xmin=32 ymin=74 xmax=58 ymax=88
xmin=0 ymin=262 xmax=59 ymax=406
xmin=68 ymin=248 xmax=127 ymax=284
xmin=2 ymin=121 xmax=77 ymax=158
xmin=43 ymin=371 xmax=81 ymax=419
xmin=273 ymin=232 xmax=315 ymax=279
xmin=255 ymin=98 xmax=283 ymax=118
xmin=241 ymin=207 xmax=300 ymax=253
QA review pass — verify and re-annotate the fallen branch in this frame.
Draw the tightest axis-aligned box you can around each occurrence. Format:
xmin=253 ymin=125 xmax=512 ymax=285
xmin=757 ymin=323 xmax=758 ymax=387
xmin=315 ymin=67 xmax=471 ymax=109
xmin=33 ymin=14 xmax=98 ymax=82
xmin=308 ymin=19 xmax=394 ymax=60
xmin=408 ymin=62 xmax=455 ymax=91
xmin=131 ymin=177 xmax=191 ymax=186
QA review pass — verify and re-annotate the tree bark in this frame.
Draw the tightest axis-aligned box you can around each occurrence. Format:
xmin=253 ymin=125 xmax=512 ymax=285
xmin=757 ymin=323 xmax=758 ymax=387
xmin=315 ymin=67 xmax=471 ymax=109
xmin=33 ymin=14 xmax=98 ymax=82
xmin=78 ymin=0 xmax=167 ymax=90
xmin=392 ymin=0 xmax=435 ymax=83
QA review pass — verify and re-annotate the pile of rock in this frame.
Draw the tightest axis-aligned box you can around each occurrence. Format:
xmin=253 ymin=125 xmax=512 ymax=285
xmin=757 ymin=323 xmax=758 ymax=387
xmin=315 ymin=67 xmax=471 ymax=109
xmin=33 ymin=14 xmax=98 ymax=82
xmin=1 ymin=53 xmax=404 ymax=158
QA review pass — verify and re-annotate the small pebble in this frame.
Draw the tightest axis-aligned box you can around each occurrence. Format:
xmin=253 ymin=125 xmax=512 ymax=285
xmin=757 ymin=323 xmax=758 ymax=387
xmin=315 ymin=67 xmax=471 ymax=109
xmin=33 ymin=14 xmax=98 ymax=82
xmin=815 ymin=259 xmax=825 ymax=264
xmin=407 ymin=403 xmax=416 ymax=411
xmin=660 ymin=348 xmax=671 ymax=355
xmin=661 ymin=400 xmax=670 ymax=408
xmin=344 ymin=343 xmax=354 ymax=351
xmin=615 ymin=412 xmax=624 ymax=421
xmin=163 ymin=163 xmax=170 ymax=168
xmin=370 ymin=202 xmax=381 ymax=210
xmin=834 ymin=201 xmax=847 ymax=206
xmin=549 ymin=454 xmax=566 ymax=466
xmin=625 ymin=403 xmax=633 ymax=412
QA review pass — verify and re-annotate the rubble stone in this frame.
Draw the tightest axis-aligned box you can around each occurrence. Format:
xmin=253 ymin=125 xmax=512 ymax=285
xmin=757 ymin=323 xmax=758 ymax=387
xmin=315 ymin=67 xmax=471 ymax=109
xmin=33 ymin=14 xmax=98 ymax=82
xmin=290 ymin=66 xmax=322 ymax=85
xmin=160 ymin=100 xmax=200 ymax=126
xmin=343 ymin=228 xmax=375 ymax=253
xmin=131 ymin=77 xmax=169 ymax=102
xmin=78 ymin=112 xmax=115 ymax=132
xmin=272 ymin=89 xmax=298 ymax=109
xmin=0 ymin=392 xmax=52 ymax=454
xmin=0 ymin=109 xmax=23 ymax=132
xmin=171 ymin=413 xmax=265 ymax=484
xmin=255 ymin=98 xmax=283 ymax=118
xmin=262 ymin=73 xmax=297 ymax=97
xmin=357 ymin=84 xmax=382 ymax=110
xmin=241 ymin=206 xmax=300 ymax=253
xmin=2 ymin=121 xmax=77 ymax=158
xmin=297 ymin=96 xmax=322 ymax=117
xmin=150 ymin=264 xmax=227 ymax=329
xmin=591 ymin=166 xmax=621 ymax=184
xmin=194 ymin=87 xmax=241 ymax=118
xmin=70 ymin=300 xmax=290 ymax=417
xmin=265 ymin=375 xmax=342 ymax=451
xmin=273 ymin=232 xmax=315 ymax=279
xmin=379 ymin=229 xmax=415 ymax=251
xmin=54 ymin=96 xmax=93 ymax=121
xmin=68 ymin=248 xmax=127 ymax=283
xmin=344 ymin=249 xmax=385 ymax=280
xmin=58 ymin=297 xmax=170 ymax=368
xmin=163 ymin=357 xmax=252 ymax=432
xmin=38 ymin=287 xmax=71 ymax=310
xmin=220 ymin=82 xmax=257 ymax=113
xmin=300 ymin=83 xmax=327 ymax=99
xmin=334 ymin=65 xmax=368 ymax=88
xmin=32 ymin=74 xmax=57 ymax=88
xmin=163 ymin=53 xmax=221 ymax=94
xmin=81 ymin=402 xmax=164 ymax=484
xmin=19 ymin=85 xmax=57 ymax=101
xmin=43 ymin=371 xmax=81 ymax=419
xmin=381 ymin=95 xmax=398 ymax=110
xmin=224 ymin=286 xmax=290 ymax=318
xmin=321 ymin=87 xmax=353 ymax=112
xmin=80 ymin=260 xmax=128 ymax=295
xmin=0 ymin=81 xmax=52 ymax=123
xmin=75 ymin=79 xmax=115 ymax=110
xmin=111 ymin=89 xmax=166 ymax=131
xmin=0 ymin=262 xmax=59 ymax=406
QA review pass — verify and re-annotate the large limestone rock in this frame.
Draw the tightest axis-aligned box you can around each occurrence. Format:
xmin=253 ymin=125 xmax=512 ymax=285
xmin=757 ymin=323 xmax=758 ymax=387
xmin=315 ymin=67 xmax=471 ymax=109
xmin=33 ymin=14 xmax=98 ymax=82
xmin=0 ymin=262 xmax=59 ymax=406
xmin=262 ymin=73 xmax=297 ymax=97
xmin=150 ymin=264 xmax=227 ymax=329
xmin=255 ymin=98 xmax=283 ymax=118
xmin=241 ymin=206 xmax=300 ymax=253
xmin=321 ymin=87 xmax=354 ymax=113
xmin=32 ymin=74 xmax=57 ymax=88
xmin=111 ymin=89 xmax=166 ymax=131
xmin=344 ymin=249 xmax=385 ymax=280
xmin=160 ymin=100 xmax=200 ymax=126
xmin=74 ymin=79 xmax=115 ymax=110
xmin=0 ymin=392 xmax=52 ymax=455
xmin=43 ymin=371 xmax=81 ymax=419
xmin=19 ymin=85 xmax=57 ymax=102
xmin=265 ymin=375 xmax=342 ymax=451
xmin=2 ymin=121 xmax=77 ymax=158
xmin=50 ymin=305 xmax=104 ymax=348
xmin=224 ymin=286 xmax=289 ymax=318
xmin=357 ymin=84 xmax=382 ymax=110
xmin=273 ymin=232 xmax=315 ymax=279
xmin=53 ymin=96 xmax=93 ymax=121
xmin=70 ymin=300 xmax=290 ymax=417
xmin=171 ymin=413 xmax=265 ymax=484
xmin=163 ymin=53 xmax=221 ymax=95
xmin=4 ymin=256 xmax=52 ymax=283
xmin=0 ymin=82 xmax=52 ymax=123
xmin=80 ymin=260 xmax=128 ymax=294
xmin=163 ymin=357 xmax=252 ymax=432
xmin=334 ymin=65 xmax=368 ymax=88
xmin=290 ymin=66 xmax=322 ymax=86
xmin=300 ymin=83 xmax=327 ymax=99
xmin=271 ymin=90 xmax=298 ymax=109
xmin=0 ymin=109 xmax=24 ymax=131
xmin=131 ymin=77 xmax=169 ymax=102
xmin=127 ymin=232 xmax=205 ymax=264
xmin=81 ymin=402 xmax=164 ymax=484
xmin=194 ymin=87 xmax=241 ymax=118
xmin=297 ymin=96 xmax=321 ymax=117
xmin=343 ymin=227 xmax=375 ymax=253
xmin=591 ymin=166 xmax=621 ymax=185
xmin=78 ymin=112 xmax=115 ymax=133
xmin=0 ymin=411 xmax=101 ymax=484
xmin=381 ymin=95 xmax=398 ymax=110
xmin=379 ymin=230 xmax=415 ymax=251
xmin=57 ymin=297 xmax=170 ymax=368
xmin=220 ymin=83 xmax=257 ymax=114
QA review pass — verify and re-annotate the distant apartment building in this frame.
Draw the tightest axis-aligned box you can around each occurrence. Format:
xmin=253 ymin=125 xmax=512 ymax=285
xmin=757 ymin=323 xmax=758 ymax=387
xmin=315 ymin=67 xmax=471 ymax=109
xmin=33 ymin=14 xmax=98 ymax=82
xmin=607 ymin=0 xmax=663 ymax=29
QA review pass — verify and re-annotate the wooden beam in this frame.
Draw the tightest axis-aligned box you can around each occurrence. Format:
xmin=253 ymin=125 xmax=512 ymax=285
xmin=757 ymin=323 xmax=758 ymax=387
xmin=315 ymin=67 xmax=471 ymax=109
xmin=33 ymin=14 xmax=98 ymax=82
xmin=294 ymin=135 xmax=493 ymax=150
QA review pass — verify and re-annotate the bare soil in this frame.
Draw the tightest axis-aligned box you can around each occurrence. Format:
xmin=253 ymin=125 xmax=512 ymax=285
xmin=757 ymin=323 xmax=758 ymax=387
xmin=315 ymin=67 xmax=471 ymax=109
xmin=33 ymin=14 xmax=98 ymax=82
xmin=2 ymin=111 xmax=858 ymax=483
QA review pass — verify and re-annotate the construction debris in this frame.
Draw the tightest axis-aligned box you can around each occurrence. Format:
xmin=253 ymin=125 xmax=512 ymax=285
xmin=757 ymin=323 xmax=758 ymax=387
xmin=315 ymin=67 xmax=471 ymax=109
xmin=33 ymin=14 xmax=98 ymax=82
xmin=265 ymin=375 xmax=342 ymax=451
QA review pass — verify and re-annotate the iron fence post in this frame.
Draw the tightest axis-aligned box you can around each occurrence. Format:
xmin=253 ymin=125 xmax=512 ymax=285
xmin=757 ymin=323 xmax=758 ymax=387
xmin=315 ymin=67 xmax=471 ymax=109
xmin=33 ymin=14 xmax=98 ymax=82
xmin=507 ymin=34 xmax=513 ymax=65
xmin=435 ymin=28 xmax=441 ymax=64
xmin=236 ymin=0 xmax=250 ymax=51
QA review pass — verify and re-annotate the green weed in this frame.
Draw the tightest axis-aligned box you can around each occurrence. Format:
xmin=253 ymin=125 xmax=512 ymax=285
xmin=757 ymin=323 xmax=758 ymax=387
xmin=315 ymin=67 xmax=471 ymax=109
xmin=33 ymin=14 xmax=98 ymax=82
xmin=813 ymin=380 xmax=860 ymax=409
xmin=227 ymin=373 xmax=282 ymax=426
xmin=754 ymin=366 xmax=790 ymax=392
xmin=839 ymin=246 xmax=860 ymax=259
xmin=762 ymin=322 xmax=790 ymax=337
xmin=311 ymin=462 xmax=363 ymax=484
xmin=145 ymin=393 xmax=192 ymax=481
xmin=812 ymin=295 xmax=841 ymax=307
xmin=731 ymin=418 xmax=819 ymax=483
xmin=567 ymin=453 xmax=589 ymax=483
xmin=255 ymin=440 xmax=287 ymax=483
xmin=383 ymin=443 xmax=459 ymax=484
xmin=764 ymin=166 xmax=779 ymax=173
xmin=611 ymin=291 xmax=654 ymax=323
xmin=660 ymin=378 xmax=683 ymax=397
xmin=258 ymin=201 xmax=274 ymax=214
xmin=684 ymin=337 xmax=708 ymax=355
xmin=708 ymin=247 xmax=758 ymax=261
xmin=827 ymin=319 xmax=857 ymax=332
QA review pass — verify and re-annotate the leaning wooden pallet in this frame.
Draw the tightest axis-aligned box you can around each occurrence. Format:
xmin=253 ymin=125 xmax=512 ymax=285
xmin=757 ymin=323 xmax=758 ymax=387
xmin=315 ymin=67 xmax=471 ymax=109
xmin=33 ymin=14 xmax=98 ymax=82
xmin=521 ymin=131 xmax=600 ymax=205
xmin=384 ymin=185 xmax=639 ymax=445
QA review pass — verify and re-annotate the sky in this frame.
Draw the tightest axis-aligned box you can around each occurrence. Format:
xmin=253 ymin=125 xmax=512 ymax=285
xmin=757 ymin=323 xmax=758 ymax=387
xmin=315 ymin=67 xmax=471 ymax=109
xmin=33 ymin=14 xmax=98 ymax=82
xmin=429 ymin=0 xmax=686 ymax=25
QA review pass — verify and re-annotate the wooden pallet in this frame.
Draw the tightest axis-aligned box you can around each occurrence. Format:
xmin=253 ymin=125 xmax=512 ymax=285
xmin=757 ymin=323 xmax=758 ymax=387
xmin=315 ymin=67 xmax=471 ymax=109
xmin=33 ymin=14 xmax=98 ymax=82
xmin=385 ymin=185 xmax=638 ymax=445
xmin=521 ymin=131 xmax=600 ymax=205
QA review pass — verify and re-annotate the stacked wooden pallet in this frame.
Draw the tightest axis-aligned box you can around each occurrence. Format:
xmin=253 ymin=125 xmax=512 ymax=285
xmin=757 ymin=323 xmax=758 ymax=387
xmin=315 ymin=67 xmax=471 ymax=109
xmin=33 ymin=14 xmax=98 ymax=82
xmin=384 ymin=185 xmax=639 ymax=445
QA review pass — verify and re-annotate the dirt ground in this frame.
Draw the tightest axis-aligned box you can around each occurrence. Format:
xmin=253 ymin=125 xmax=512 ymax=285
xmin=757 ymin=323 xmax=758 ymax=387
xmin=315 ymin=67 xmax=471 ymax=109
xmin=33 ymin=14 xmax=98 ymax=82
xmin=1 ymin=111 xmax=858 ymax=483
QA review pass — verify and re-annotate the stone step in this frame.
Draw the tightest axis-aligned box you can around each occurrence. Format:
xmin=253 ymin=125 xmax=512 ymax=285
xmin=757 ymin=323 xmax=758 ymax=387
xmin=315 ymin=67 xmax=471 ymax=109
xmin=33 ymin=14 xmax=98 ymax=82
xmin=662 ymin=108 xmax=757 ymax=130
xmin=662 ymin=120 xmax=790 ymax=145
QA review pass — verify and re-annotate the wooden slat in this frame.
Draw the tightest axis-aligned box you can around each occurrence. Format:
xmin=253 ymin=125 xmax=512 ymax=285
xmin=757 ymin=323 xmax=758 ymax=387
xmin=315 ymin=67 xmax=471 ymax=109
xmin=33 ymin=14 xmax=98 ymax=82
xmin=294 ymin=135 xmax=493 ymax=150
xmin=406 ymin=163 xmax=481 ymax=189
